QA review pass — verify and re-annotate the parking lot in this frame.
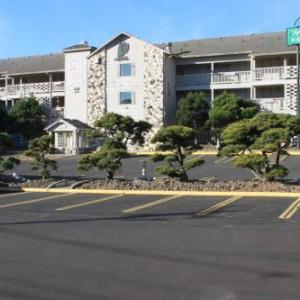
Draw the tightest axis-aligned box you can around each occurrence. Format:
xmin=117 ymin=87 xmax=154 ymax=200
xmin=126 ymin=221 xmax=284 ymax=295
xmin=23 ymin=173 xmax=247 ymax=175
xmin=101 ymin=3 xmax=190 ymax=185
xmin=0 ymin=191 xmax=300 ymax=299
xmin=6 ymin=153 xmax=300 ymax=181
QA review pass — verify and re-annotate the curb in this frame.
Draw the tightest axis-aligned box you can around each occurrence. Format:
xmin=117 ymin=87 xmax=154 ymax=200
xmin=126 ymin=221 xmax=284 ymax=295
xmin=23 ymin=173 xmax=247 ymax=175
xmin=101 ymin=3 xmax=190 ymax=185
xmin=134 ymin=151 xmax=300 ymax=156
xmin=46 ymin=180 xmax=68 ymax=189
xmin=0 ymin=187 xmax=298 ymax=198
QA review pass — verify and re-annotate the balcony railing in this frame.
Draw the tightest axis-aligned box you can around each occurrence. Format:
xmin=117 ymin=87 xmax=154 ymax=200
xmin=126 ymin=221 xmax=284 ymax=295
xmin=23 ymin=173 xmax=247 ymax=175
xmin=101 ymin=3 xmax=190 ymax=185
xmin=176 ymin=66 xmax=298 ymax=88
xmin=0 ymin=81 xmax=65 ymax=97
xmin=254 ymin=67 xmax=285 ymax=81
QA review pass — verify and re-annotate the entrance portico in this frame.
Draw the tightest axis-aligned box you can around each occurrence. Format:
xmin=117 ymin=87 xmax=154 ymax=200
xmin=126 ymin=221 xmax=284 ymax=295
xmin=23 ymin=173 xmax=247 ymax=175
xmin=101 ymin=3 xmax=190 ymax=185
xmin=46 ymin=118 xmax=93 ymax=154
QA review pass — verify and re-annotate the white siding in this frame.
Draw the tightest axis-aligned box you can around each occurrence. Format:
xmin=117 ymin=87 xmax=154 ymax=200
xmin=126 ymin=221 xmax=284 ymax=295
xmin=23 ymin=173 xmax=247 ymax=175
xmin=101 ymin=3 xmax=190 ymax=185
xmin=64 ymin=51 xmax=89 ymax=123
xmin=106 ymin=37 xmax=145 ymax=121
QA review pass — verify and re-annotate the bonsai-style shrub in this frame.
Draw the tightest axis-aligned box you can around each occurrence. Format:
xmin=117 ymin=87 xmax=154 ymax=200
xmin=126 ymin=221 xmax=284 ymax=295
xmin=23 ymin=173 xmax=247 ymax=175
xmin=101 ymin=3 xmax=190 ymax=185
xmin=220 ymin=112 xmax=300 ymax=181
xmin=151 ymin=125 xmax=204 ymax=181
xmin=25 ymin=135 xmax=57 ymax=179
xmin=78 ymin=113 xmax=152 ymax=179
xmin=78 ymin=142 xmax=129 ymax=180
xmin=0 ymin=133 xmax=20 ymax=173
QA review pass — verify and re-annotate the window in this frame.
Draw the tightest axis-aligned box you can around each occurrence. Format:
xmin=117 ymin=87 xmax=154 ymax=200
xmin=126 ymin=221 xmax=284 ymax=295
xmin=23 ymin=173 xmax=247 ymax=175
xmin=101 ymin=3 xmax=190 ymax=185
xmin=57 ymin=132 xmax=64 ymax=148
xmin=120 ymin=63 xmax=132 ymax=77
xmin=120 ymin=91 xmax=133 ymax=104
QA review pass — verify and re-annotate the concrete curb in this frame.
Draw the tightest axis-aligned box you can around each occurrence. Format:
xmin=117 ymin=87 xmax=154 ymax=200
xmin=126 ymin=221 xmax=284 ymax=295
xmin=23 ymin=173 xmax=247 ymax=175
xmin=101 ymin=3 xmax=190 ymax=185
xmin=46 ymin=180 xmax=68 ymax=189
xmin=0 ymin=187 xmax=297 ymax=198
xmin=70 ymin=180 xmax=92 ymax=189
xmin=134 ymin=151 xmax=300 ymax=156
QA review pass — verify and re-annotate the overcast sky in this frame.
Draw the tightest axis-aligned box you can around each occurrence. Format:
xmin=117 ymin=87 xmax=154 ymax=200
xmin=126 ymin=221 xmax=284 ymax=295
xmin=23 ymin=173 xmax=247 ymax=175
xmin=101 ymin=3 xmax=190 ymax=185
xmin=0 ymin=0 xmax=299 ymax=58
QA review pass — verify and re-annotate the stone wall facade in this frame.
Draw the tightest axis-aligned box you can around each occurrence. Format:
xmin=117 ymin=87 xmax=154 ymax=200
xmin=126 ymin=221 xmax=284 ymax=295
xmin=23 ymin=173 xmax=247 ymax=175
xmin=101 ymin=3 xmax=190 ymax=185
xmin=87 ymin=51 xmax=106 ymax=126
xmin=143 ymin=44 xmax=165 ymax=149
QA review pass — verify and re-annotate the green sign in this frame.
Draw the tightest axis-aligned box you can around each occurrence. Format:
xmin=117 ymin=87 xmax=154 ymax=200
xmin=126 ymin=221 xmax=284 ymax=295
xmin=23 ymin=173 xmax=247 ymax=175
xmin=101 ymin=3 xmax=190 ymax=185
xmin=287 ymin=27 xmax=300 ymax=45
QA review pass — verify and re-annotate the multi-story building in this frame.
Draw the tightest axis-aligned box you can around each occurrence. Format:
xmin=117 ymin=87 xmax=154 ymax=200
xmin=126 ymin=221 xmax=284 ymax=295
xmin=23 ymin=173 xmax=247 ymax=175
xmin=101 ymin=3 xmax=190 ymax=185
xmin=0 ymin=31 xmax=299 ymax=153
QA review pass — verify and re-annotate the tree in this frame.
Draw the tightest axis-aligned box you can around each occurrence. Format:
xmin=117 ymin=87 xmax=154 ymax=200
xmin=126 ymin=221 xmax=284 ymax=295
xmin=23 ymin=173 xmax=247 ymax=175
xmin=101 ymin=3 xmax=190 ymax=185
xmin=151 ymin=125 xmax=204 ymax=181
xmin=0 ymin=133 xmax=20 ymax=173
xmin=0 ymin=105 xmax=8 ymax=132
xmin=176 ymin=92 xmax=210 ymax=132
xmin=94 ymin=112 xmax=152 ymax=149
xmin=9 ymin=97 xmax=47 ymax=140
xmin=220 ymin=112 xmax=300 ymax=181
xmin=24 ymin=135 xmax=57 ymax=179
xmin=208 ymin=92 xmax=259 ymax=147
xmin=78 ymin=143 xmax=129 ymax=179
xmin=78 ymin=113 xmax=152 ymax=179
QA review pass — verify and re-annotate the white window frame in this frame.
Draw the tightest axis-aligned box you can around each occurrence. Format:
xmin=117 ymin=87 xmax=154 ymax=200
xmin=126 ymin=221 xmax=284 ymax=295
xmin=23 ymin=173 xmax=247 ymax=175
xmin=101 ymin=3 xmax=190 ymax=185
xmin=119 ymin=63 xmax=133 ymax=77
xmin=119 ymin=91 xmax=135 ymax=105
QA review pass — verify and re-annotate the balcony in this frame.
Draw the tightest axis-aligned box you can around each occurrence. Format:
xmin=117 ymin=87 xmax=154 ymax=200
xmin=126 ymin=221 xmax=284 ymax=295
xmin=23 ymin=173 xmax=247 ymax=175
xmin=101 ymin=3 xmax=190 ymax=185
xmin=254 ymin=98 xmax=296 ymax=114
xmin=0 ymin=81 xmax=65 ymax=97
xmin=176 ymin=66 xmax=298 ymax=88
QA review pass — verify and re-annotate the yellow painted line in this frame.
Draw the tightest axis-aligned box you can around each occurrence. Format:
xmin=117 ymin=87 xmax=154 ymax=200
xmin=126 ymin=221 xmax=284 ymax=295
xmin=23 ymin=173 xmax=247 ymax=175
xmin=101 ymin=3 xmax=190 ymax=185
xmin=134 ymin=151 xmax=218 ymax=156
xmin=196 ymin=196 xmax=242 ymax=216
xmin=132 ymin=150 xmax=300 ymax=156
xmin=214 ymin=157 xmax=233 ymax=164
xmin=0 ymin=193 xmax=74 ymax=209
xmin=0 ymin=192 xmax=26 ymax=199
xmin=279 ymin=198 xmax=300 ymax=220
xmin=123 ymin=195 xmax=182 ymax=214
xmin=200 ymin=176 xmax=215 ymax=181
xmin=56 ymin=194 xmax=125 ymax=211
xmin=280 ymin=155 xmax=288 ymax=162
xmin=12 ymin=187 xmax=300 ymax=198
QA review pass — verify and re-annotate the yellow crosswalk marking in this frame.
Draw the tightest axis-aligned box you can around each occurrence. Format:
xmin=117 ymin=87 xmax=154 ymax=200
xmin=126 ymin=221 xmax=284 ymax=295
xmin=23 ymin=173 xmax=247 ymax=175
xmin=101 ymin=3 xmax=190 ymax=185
xmin=196 ymin=196 xmax=241 ymax=216
xmin=279 ymin=198 xmax=300 ymax=220
xmin=0 ymin=193 xmax=74 ymax=208
xmin=56 ymin=194 xmax=125 ymax=211
xmin=123 ymin=195 xmax=182 ymax=214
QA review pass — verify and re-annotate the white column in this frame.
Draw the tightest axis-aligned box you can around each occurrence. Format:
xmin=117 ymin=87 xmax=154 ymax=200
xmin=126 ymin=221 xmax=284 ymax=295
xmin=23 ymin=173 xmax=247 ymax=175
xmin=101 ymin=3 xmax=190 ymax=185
xmin=73 ymin=129 xmax=78 ymax=154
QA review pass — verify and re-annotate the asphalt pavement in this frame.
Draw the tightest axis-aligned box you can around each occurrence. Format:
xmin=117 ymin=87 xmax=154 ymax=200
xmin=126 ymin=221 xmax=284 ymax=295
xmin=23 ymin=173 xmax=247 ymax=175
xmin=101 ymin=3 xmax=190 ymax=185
xmin=0 ymin=191 xmax=299 ymax=299
xmin=5 ymin=154 xmax=300 ymax=181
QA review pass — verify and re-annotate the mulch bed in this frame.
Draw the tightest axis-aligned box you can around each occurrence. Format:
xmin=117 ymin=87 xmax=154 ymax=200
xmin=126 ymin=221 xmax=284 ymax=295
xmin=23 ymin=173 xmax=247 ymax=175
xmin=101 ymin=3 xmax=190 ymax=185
xmin=78 ymin=177 xmax=300 ymax=193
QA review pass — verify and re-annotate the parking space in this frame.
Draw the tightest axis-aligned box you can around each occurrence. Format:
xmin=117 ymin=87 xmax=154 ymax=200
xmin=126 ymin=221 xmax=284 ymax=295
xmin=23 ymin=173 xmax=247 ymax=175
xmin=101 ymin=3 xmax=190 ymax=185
xmin=0 ymin=190 xmax=300 ymax=300
xmin=0 ymin=191 xmax=299 ymax=223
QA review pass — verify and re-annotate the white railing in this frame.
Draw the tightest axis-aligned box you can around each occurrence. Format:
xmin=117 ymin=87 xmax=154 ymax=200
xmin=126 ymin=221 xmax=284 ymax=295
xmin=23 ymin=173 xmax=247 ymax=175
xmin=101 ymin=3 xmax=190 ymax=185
xmin=2 ymin=81 xmax=65 ymax=96
xmin=254 ymin=98 xmax=285 ymax=113
xmin=176 ymin=71 xmax=251 ymax=87
xmin=254 ymin=67 xmax=285 ymax=81
xmin=213 ymin=71 xmax=251 ymax=84
xmin=176 ymin=65 xmax=298 ymax=88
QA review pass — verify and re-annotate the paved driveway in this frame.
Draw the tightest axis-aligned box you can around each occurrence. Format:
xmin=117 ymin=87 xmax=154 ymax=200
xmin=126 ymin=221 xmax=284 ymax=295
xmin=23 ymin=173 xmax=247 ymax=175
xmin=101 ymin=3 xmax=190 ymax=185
xmin=6 ymin=154 xmax=300 ymax=181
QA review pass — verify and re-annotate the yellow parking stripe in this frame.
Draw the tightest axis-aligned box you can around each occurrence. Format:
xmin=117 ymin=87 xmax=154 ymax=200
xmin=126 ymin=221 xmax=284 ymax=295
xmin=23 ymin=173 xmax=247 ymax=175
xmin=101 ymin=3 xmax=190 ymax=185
xmin=279 ymin=198 xmax=300 ymax=220
xmin=196 ymin=196 xmax=242 ymax=216
xmin=280 ymin=155 xmax=288 ymax=162
xmin=0 ymin=192 xmax=26 ymax=199
xmin=123 ymin=195 xmax=182 ymax=214
xmin=0 ymin=193 xmax=74 ymax=208
xmin=56 ymin=194 xmax=125 ymax=211
xmin=214 ymin=157 xmax=233 ymax=164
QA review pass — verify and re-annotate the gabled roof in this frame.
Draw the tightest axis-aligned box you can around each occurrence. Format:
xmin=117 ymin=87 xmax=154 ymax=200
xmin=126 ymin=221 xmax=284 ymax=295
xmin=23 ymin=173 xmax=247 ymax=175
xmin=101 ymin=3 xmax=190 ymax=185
xmin=88 ymin=32 xmax=168 ymax=59
xmin=0 ymin=53 xmax=64 ymax=75
xmin=64 ymin=42 xmax=96 ymax=53
xmin=159 ymin=32 xmax=297 ymax=58
xmin=45 ymin=118 xmax=91 ymax=131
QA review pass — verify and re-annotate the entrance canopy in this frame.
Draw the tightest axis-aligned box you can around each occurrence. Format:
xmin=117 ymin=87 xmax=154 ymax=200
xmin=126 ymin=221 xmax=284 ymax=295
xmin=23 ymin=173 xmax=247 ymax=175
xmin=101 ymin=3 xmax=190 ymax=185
xmin=46 ymin=118 xmax=93 ymax=154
